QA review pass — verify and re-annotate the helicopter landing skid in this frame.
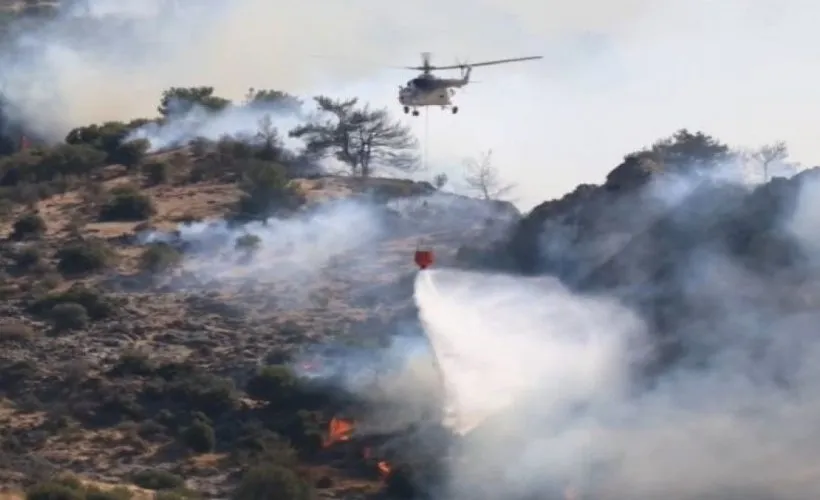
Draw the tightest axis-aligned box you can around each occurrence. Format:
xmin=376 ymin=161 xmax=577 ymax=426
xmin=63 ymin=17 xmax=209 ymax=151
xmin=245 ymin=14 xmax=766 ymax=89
xmin=403 ymin=105 xmax=457 ymax=116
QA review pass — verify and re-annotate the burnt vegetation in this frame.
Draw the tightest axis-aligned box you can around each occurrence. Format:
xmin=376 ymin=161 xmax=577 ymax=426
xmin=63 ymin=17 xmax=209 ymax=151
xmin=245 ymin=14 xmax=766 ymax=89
xmin=0 ymin=2 xmax=817 ymax=500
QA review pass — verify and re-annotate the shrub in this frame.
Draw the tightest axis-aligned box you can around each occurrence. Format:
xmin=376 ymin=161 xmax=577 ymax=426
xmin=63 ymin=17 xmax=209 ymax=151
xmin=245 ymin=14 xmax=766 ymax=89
xmin=26 ymin=482 xmax=84 ymax=500
xmin=98 ymin=185 xmax=155 ymax=221
xmin=56 ymin=239 xmax=111 ymax=275
xmin=143 ymin=160 xmax=170 ymax=185
xmin=232 ymin=464 xmax=313 ymax=500
xmin=154 ymin=492 xmax=197 ymax=500
xmin=50 ymin=302 xmax=89 ymax=331
xmin=109 ymin=139 xmax=149 ymax=169
xmin=36 ymin=144 xmax=107 ymax=181
xmin=13 ymin=245 xmax=42 ymax=271
xmin=245 ymin=365 xmax=297 ymax=407
xmin=11 ymin=212 xmax=46 ymax=240
xmin=65 ymin=122 xmax=148 ymax=169
xmin=139 ymin=242 xmax=182 ymax=273
xmin=29 ymin=284 xmax=115 ymax=320
xmin=233 ymin=426 xmax=298 ymax=467
xmin=235 ymin=234 xmax=261 ymax=252
xmin=85 ymin=486 xmax=134 ymax=500
xmin=109 ymin=350 xmax=155 ymax=377
xmin=132 ymin=469 xmax=184 ymax=490
xmin=164 ymin=373 xmax=239 ymax=417
xmin=181 ymin=419 xmax=215 ymax=453
xmin=234 ymin=161 xmax=302 ymax=221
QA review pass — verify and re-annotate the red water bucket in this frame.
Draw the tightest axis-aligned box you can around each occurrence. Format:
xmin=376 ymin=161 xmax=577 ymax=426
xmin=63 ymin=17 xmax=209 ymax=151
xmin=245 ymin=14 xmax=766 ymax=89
xmin=414 ymin=249 xmax=434 ymax=270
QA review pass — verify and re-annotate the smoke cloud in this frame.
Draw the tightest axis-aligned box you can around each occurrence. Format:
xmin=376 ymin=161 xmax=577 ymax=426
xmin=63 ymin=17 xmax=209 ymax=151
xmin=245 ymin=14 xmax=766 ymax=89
xmin=140 ymin=198 xmax=388 ymax=304
xmin=408 ymin=167 xmax=820 ymax=499
xmin=1 ymin=0 xmax=819 ymax=208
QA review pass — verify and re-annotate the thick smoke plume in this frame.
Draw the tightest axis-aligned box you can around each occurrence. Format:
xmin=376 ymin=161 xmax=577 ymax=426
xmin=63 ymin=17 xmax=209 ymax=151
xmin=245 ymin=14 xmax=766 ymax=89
xmin=126 ymin=100 xmax=305 ymax=152
xmin=141 ymin=199 xmax=387 ymax=303
xmin=408 ymin=169 xmax=820 ymax=499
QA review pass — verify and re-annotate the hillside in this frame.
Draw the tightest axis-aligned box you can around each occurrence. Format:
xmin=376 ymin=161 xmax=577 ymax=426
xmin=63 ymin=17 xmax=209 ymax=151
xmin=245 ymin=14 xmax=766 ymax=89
xmin=0 ymin=130 xmax=521 ymax=499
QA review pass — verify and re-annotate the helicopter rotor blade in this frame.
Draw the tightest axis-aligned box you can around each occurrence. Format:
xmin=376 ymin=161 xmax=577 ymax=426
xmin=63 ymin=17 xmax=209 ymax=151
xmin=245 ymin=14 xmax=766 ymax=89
xmin=407 ymin=55 xmax=543 ymax=72
xmin=461 ymin=55 xmax=543 ymax=68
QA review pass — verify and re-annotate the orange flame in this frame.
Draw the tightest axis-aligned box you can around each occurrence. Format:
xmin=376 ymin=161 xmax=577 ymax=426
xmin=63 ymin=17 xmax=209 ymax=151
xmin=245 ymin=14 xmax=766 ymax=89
xmin=323 ymin=417 xmax=354 ymax=447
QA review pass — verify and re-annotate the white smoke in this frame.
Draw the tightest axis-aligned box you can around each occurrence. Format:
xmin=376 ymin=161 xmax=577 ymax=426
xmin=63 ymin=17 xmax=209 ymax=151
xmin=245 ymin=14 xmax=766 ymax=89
xmin=126 ymin=101 xmax=305 ymax=152
xmin=141 ymin=199 xmax=387 ymax=305
xmin=408 ymin=170 xmax=820 ymax=499
xmin=415 ymin=269 xmax=646 ymax=436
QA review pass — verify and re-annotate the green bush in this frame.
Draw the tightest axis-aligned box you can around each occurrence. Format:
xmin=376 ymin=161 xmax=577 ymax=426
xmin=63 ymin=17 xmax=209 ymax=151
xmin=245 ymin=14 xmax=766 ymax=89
xmin=36 ymin=144 xmax=107 ymax=181
xmin=85 ymin=486 xmax=133 ymax=500
xmin=26 ymin=482 xmax=85 ymax=500
xmin=56 ymin=239 xmax=111 ymax=275
xmin=143 ymin=160 xmax=170 ymax=185
xmin=235 ymin=234 xmax=261 ymax=252
xmin=99 ymin=186 xmax=155 ymax=221
xmin=29 ymin=284 xmax=115 ymax=320
xmin=181 ymin=420 xmax=215 ymax=453
xmin=13 ymin=245 xmax=42 ymax=271
xmin=234 ymin=161 xmax=302 ymax=221
xmin=245 ymin=365 xmax=297 ymax=407
xmin=139 ymin=242 xmax=182 ymax=273
xmin=164 ymin=373 xmax=239 ymax=417
xmin=233 ymin=426 xmax=298 ymax=467
xmin=11 ymin=212 xmax=46 ymax=240
xmin=154 ymin=492 xmax=198 ymax=500
xmin=232 ymin=464 xmax=313 ymax=500
xmin=50 ymin=302 xmax=89 ymax=331
xmin=109 ymin=139 xmax=149 ymax=169
xmin=132 ymin=469 xmax=184 ymax=490
xmin=109 ymin=350 xmax=156 ymax=377
xmin=65 ymin=121 xmax=149 ymax=169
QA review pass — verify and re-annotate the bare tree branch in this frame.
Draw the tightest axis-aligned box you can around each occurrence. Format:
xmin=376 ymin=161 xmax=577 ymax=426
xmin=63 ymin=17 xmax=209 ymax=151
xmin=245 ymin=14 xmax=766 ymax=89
xmin=752 ymin=140 xmax=788 ymax=182
xmin=463 ymin=149 xmax=515 ymax=201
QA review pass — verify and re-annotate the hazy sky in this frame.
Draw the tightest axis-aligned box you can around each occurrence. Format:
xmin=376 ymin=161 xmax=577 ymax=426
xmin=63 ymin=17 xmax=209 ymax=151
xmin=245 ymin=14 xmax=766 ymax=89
xmin=8 ymin=0 xmax=820 ymax=209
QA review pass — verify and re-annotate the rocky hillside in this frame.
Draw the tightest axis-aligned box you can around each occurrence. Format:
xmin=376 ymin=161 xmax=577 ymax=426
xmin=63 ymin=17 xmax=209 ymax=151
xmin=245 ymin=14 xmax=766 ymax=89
xmin=0 ymin=132 xmax=519 ymax=499
xmin=501 ymin=130 xmax=820 ymax=374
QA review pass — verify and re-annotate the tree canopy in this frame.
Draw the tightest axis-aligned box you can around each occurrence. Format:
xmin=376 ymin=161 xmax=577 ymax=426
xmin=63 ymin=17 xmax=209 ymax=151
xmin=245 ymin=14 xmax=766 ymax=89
xmin=289 ymin=96 xmax=419 ymax=177
xmin=627 ymin=128 xmax=732 ymax=171
xmin=244 ymin=88 xmax=302 ymax=114
xmin=158 ymin=86 xmax=231 ymax=117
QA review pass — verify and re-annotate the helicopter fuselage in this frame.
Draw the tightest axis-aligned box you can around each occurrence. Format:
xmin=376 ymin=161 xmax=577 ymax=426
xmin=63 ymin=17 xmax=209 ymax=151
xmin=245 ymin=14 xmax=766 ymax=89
xmin=398 ymin=86 xmax=454 ymax=106
xmin=398 ymin=73 xmax=467 ymax=115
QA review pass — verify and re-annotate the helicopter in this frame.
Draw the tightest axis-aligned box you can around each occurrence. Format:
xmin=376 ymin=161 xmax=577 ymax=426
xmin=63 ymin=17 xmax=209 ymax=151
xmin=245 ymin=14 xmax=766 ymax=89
xmin=398 ymin=52 xmax=542 ymax=116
